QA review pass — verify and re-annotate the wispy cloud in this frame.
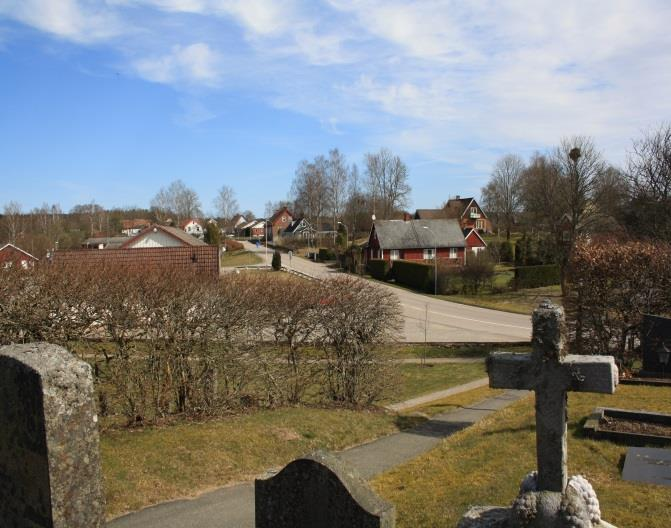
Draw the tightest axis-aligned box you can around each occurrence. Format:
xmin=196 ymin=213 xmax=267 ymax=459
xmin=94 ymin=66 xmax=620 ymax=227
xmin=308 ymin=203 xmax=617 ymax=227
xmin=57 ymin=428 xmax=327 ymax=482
xmin=133 ymin=42 xmax=221 ymax=85
xmin=1 ymin=0 xmax=670 ymax=168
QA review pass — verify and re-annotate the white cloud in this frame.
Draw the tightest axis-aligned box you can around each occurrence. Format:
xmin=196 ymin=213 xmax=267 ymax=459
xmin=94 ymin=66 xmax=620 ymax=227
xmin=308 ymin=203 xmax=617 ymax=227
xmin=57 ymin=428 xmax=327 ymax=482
xmin=0 ymin=0 xmax=121 ymax=42
xmin=133 ymin=42 xmax=221 ymax=85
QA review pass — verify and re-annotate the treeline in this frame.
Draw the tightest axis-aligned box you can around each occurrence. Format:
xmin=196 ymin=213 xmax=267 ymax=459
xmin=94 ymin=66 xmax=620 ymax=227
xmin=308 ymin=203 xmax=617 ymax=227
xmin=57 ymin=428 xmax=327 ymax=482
xmin=482 ymin=125 xmax=671 ymax=243
xmin=0 ymin=266 xmax=401 ymax=425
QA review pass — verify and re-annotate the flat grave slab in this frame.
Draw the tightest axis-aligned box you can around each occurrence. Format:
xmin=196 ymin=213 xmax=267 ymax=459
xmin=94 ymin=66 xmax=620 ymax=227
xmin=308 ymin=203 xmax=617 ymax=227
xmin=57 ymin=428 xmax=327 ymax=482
xmin=622 ymin=447 xmax=671 ymax=487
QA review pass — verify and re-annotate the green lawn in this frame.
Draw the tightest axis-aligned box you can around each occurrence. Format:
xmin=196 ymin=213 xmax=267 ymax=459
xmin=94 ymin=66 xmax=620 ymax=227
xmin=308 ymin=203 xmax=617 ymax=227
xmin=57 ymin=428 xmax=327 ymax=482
xmin=391 ymin=363 xmax=487 ymax=402
xmin=102 ymin=407 xmax=400 ymax=518
xmin=390 ymin=344 xmax=531 ymax=360
xmin=373 ymin=384 xmax=671 ymax=528
xmin=220 ymin=250 xmax=262 ymax=267
xmin=442 ymin=284 xmax=562 ymax=315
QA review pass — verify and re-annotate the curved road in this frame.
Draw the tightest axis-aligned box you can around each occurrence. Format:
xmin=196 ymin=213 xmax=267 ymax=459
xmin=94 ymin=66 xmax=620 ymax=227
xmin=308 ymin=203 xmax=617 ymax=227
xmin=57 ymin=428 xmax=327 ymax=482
xmin=239 ymin=242 xmax=531 ymax=343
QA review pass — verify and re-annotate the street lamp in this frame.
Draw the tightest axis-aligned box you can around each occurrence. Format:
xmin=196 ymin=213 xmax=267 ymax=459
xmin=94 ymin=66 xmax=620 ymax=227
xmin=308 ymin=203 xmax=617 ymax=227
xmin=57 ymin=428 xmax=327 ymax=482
xmin=264 ymin=218 xmax=268 ymax=266
xmin=422 ymin=226 xmax=438 ymax=296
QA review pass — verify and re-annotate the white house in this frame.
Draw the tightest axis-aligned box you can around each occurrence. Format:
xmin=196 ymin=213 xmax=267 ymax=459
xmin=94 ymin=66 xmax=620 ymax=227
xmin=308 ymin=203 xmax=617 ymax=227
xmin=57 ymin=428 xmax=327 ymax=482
xmin=181 ymin=219 xmax=205 ymax=239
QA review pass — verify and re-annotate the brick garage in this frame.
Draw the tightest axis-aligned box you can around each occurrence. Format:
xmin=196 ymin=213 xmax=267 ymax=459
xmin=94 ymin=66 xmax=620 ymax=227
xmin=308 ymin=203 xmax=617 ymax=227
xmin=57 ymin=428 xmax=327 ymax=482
xmin=52 ymin=246 xmax=219 ymax=277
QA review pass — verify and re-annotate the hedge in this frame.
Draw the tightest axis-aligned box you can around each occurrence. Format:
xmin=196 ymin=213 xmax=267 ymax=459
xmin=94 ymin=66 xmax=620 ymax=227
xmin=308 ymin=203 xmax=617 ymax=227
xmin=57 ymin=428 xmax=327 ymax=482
xmin=513 ymin=264 xmax=560 ymax=289
xmin=318 ymin=248 xmax=337 ymax=261
xmin=368 ymin=259 xmax=391 ymax=281
xmin=393 ymin=260 xmax=434 ymax=292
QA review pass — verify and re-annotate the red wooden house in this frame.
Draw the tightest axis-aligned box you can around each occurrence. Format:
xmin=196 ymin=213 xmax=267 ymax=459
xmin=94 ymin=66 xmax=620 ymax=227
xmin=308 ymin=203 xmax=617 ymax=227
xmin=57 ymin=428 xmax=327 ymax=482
xmin=0 ymin=243 xmax=39 ymax=269
xmin=415 ymin=196 xmax=492 ymax=233
xmin=366 ymin=219 xmax=468 ymax=265
xmin=266 ymin=207 xmax=293 ymax=241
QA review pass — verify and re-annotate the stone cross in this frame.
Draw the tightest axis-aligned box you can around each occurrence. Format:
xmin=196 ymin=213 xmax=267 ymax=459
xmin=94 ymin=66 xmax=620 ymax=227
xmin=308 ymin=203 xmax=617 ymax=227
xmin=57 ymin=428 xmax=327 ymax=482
xmin=487 ymin=300 xmax=618 ymax=493
xmin=0 ymin=343 xmax=105 ymax=527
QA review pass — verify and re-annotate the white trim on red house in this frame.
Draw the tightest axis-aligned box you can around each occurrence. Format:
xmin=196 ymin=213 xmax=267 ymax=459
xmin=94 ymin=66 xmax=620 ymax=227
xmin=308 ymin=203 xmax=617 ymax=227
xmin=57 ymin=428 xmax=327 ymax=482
xmin=0 ymin=243 xmax=39 ymax=261
xmin=464 ymin=227 xmax=488 ymax=247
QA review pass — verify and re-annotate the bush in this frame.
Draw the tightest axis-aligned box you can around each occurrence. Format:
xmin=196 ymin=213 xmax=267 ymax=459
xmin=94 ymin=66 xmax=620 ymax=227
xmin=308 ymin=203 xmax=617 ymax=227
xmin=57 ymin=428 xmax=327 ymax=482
xmin=0 ymin=263 xmax=402 ymax=422
xmin=461 ymin=252 xmax=495 ymax=293
xmin=203 ymin=222 xmax=221 ymax=245
xmin=499 ymin=241 xmax=514 ymax=263
xmin=513 ymin=264 xmax=560 ymax=289
xmin=436 ymin=262 xmax=462 ymax=295
xmin=566 ymin=239 xmax=671 ymax=367
xmin=223 ymin=238 xmax=243 ymax=252
xmin=271 ymin=250 xmax=282 ymax=270
xmin=318 ymin=248 xmax=336 ymax=261
xmin=393 ymin=260 xmax=434 ymax=293
xmin=368 ymin=259 xmax=391 ymax=281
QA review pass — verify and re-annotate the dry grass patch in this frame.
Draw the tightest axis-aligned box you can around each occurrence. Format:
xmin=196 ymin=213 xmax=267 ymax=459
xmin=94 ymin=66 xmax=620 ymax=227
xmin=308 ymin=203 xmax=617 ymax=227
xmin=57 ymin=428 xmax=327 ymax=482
xmin=391 ymin=363 xmax=487 ymax=403
xmin=442 ymin=285 xmax=562 ymax=315
xmin=102 ymin=407 xmax=400 ymax=519
xmin=373 ymin=385 xmax=671 ymax=528
xmin=220 ymin=250 xmax=262 ymax=267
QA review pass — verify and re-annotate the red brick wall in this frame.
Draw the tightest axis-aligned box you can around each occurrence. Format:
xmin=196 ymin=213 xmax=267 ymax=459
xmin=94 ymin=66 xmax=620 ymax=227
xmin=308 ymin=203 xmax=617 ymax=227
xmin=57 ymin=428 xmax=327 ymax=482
xmin=52 ymin=246 xmax=219 ymax=277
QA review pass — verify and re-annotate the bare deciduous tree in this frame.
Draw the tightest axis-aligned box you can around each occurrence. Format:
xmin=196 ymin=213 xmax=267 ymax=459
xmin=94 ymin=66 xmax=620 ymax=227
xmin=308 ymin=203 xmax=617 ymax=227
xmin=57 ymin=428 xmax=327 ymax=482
xmin=150 ymin=180 xmax=202 ymax=223
xmin=627 ymin=123 xmax=671 ymax=239
xmin=327 ymin=148 xmax=350 ymax=242
xmin=365 ymin=148 xmax=411 ymax=219
xmin=213 ymin=185 xmax=239 ymax=222
xmin=2 ymin=201 xmax=22 ymax=244
xmin=482 ymin=154 xmax=525 ymax=239
xmin=292 ymin=156 xmax=329 ymax=231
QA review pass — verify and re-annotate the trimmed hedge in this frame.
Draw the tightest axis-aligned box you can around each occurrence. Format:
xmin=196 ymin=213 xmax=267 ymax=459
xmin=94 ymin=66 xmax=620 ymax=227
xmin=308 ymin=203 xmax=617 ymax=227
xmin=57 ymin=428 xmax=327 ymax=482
xmin=393 ymin=260 xmax=434 ymax=292
xmin=514 ymin=264 xmax=560 ymax=289
xmin=318 ymin=248 xmax=337 ymax=261
xmin=368 ymin=259 xmax=391 ymax=281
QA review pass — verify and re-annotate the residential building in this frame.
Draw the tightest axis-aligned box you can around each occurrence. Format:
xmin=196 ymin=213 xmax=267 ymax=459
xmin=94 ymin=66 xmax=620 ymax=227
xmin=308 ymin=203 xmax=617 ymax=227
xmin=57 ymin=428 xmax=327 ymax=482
xmin=0 ymin=243 xmax=39 ymax=269
xmin=283 ymin=218 xmax=315 ymax=239
xmin=82 ymin=237 xmax=128 ymax=249
xmin=366 ymin=219 xmax=467 ymax=265
xmin=181 ymin=218 xmax=205 ymax=239
xmin=120 ymin=224 xmax=208 ymax=248
xmin=415 ymin=196 xmax=492 ymax=233
xmin=121 ymin=218 xmax=151 ymax=236
xmin=266 ymin=207 xmax=293 ymax=241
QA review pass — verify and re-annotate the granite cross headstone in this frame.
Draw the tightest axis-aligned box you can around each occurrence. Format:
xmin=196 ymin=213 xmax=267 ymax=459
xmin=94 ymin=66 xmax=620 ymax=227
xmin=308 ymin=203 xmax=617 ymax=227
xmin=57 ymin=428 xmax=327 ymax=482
xmin=0 ymin=343 xmax=105 ymax=527
xmin=459 ymin=300 xmax=620 ymax=527
xmin=255 ymin=450 xmax=395 ymax=528
xmin=487 ymin=300 xmax=619 ymax=492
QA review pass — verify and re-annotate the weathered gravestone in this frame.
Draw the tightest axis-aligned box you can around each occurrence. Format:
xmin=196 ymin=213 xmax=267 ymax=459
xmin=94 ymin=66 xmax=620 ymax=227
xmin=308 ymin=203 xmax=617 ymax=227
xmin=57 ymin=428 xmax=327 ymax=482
xmin=0 ymin=343 xmax=105 ymax=527
xmin=640 ymin=314 xmax=671 ymax=378
xmin=459 ymin=300 xmax=619 ymax=528
xmin=255 ymin=450 xmax=395 ymax=528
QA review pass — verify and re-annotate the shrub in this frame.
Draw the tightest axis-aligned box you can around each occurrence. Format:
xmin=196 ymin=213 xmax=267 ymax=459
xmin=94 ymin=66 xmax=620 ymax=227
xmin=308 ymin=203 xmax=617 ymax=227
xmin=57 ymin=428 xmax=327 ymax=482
xmin=203 ymin=222 xmax=221 ymax=245
xmin=368 ymin=259 xmax=391 ymax=281
xmin=318 ymin=248 xmax=336 ymax=261
xmin=393 ymin=260 xmax=434 ymax=293
xmin=513 ymin=264 xmax=561 ymax=289
xmin=271 ymin=250 xmax=282 ymax=270
xmin=223 ymin=238 xmax=243 ymax=252
xmin=499 ymin=241 xmax=514 ymax=263
xmin=436 ymin=262 xmax=462 ymax=295
xmin=461 ymin=252 xmax=495 ymax=294
xmin=566 ymin=239 xmax=671 ymax=367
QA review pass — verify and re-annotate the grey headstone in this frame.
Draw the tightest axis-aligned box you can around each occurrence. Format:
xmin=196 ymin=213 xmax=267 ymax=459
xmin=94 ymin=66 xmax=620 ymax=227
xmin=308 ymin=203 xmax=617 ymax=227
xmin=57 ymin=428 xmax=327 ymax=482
xmin=622 ymin=447 xmax=671 ymax=486
xmin=255 ymin=450 xmax=395 ymax=528
xmin=641 ymin=314 xmax=671 ymax=377
xmin=0 ymin=343 xmax=105 ymax=527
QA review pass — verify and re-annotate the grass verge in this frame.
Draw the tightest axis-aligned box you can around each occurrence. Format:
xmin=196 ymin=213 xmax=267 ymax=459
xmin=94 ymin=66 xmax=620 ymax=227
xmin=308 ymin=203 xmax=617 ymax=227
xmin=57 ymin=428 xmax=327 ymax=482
xmin=103 ymin=407 xmax=400 ymax=519
xmin=441 ymin=285 xmax=562 ymax=315
xmin=392 ymin=363 xmax=486 ymax=402
xmin=220 ymin=250 xmax=262 ymax=267
xmin=373 ymin=384 xmax=671 ymax=528
xmin=390 ymin=343 xmax=531 ymax=359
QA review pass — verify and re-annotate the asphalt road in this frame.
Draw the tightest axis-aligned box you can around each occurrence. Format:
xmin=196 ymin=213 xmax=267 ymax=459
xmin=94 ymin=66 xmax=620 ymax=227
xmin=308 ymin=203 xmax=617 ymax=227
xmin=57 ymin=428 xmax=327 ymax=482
xmin=239 ymin=241 xmax=531 ymax=343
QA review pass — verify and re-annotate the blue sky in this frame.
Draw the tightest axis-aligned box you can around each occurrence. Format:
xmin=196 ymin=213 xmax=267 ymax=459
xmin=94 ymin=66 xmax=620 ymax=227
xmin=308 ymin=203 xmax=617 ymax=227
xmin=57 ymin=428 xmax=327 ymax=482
xmin=1 ymin=1 xmax=670 ymax=217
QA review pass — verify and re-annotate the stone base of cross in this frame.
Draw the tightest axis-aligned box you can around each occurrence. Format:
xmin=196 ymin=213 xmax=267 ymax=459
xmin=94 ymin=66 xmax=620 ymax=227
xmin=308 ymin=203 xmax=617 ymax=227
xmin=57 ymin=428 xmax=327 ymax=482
xmin=458 ymin=300 xmax=619 ymax=528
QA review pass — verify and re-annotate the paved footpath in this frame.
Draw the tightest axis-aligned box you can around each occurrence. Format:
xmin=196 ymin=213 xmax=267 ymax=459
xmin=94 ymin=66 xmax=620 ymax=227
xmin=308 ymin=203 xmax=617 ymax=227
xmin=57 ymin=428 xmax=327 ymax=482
xmin=108 ymin=389 xmax=527 ymax=528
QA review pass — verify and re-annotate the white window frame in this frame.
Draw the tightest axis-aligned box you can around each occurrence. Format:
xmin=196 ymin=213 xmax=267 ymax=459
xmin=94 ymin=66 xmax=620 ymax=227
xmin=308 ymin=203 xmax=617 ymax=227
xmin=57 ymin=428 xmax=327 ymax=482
xmin=471 ymin=207 xmax=478 ymax=215
xmin=423 ymin=248 xmax=435 ymax=260
xmin=390 ymin=249 xmax=400 ymax=261
xmin=475 ymin=219 xmax=484 ymax=230
xmin=449 ymin=247 xmax=457 ymax=259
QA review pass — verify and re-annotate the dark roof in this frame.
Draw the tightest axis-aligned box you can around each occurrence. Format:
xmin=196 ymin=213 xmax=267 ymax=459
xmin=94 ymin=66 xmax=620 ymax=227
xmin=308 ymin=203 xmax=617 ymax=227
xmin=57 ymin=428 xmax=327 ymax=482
xmin=284 ymin=218 xmax=313 ymax=234
xmin=414 ymin=209 xmax=448 ymax=220
xmin=373 ymin=219 xmax=465 ymax=249
xmin=83 ymin=237 xmax=128 ymax=249
xmin=270 ymin=207 xmax=293 ymax=223
xmin=121 ymin=224 xmax=207 ymax=248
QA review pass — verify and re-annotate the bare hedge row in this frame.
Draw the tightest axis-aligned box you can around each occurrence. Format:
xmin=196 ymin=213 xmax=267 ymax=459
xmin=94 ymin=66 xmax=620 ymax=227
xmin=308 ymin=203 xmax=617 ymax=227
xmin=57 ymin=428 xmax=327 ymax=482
xmin=566 ymin=239 xmax=671 ymax=369
xmin=0 ymin=265 xmax=401 ymax=425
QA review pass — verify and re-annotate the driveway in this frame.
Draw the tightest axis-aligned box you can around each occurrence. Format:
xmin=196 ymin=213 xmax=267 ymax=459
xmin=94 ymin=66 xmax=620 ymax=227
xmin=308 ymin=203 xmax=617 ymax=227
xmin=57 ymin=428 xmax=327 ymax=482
xmin=239 ymin=241 xmax=531 ymax=343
